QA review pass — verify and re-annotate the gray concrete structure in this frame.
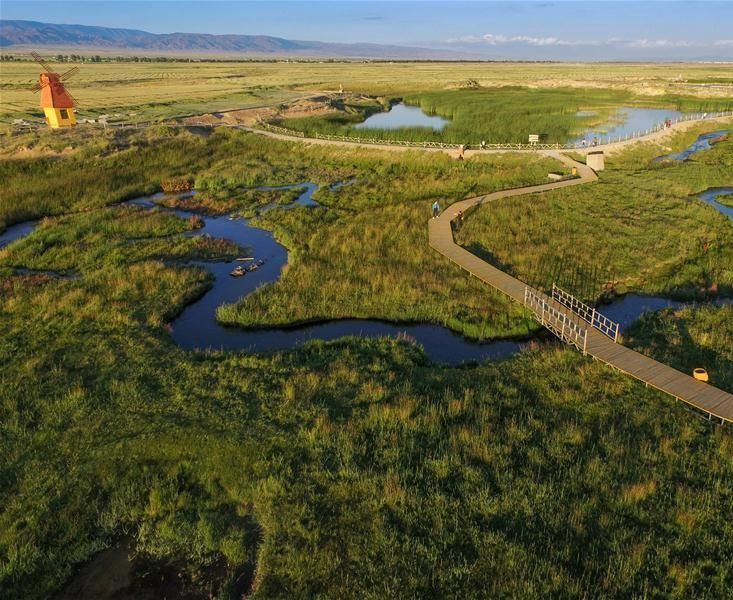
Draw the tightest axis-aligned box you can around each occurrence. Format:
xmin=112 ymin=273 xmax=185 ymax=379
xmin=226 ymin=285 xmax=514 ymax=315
xmin=586 ymin=151 xmax=605 ymax=171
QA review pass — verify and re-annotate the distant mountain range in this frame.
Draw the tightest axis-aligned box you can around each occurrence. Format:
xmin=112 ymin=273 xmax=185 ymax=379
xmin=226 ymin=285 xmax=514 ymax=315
xmin=0 ymin=20 xmax=462 ymax=59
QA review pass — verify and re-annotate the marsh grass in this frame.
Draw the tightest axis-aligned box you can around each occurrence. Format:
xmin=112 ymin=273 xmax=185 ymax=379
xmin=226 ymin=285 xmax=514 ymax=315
xmin=1 ymin=126 xmax=563 ymax=339
xmin=1 ymin=206 xmax=237 ymax=273
xmin=458 ymin=123 xmax=733 ymax=300
xmin=2 ymin=270 xmax=733 ymax=598
xmin=214 ymin=151 xmax=563 ymax=339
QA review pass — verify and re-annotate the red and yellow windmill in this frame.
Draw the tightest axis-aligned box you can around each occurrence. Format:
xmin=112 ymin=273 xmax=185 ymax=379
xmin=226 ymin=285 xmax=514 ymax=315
xmin=29 ymin=51 xmax=79 ymax=128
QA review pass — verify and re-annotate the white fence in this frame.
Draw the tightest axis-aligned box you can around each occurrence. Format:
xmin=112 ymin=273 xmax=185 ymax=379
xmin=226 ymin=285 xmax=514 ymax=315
xmin=524 ymin=286 xmax=588 ymax=353
xmin=552 ymin=284 xmax=620 ymax=342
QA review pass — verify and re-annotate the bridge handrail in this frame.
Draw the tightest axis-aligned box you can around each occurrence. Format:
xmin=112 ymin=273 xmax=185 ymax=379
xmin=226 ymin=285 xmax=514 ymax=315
xmin=552 ymin=283 xmax=620 ymax=342
xmin=524 ymin=286 xmax=588 ymax=353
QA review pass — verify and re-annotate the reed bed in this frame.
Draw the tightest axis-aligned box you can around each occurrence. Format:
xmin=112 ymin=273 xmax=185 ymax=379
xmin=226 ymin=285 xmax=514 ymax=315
xmin=283 ymin=87 xmax=733 ymax=145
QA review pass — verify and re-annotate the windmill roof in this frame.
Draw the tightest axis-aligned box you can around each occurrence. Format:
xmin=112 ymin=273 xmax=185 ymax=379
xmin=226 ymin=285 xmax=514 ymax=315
xmin=39 ymin=73 xmax=75 ymax=109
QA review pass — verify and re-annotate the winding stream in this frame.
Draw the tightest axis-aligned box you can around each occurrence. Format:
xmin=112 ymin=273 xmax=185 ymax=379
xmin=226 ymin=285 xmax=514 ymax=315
xmin=654 ymin=130 xmax=729 ymax=162
xmin=0 ymin=220 xmax=39 ymax=250
xmin=3 ymin=153 xmax=731 ymax=364
xmin=695 ymin=187 xmax=733 ymax=219
xmin=128 ymin=187 xmax=527 ymax=364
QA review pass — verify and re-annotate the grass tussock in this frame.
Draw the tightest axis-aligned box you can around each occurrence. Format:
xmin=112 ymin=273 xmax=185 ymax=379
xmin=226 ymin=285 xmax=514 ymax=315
xmin=626 ymin=304 xmax=733 ymax=393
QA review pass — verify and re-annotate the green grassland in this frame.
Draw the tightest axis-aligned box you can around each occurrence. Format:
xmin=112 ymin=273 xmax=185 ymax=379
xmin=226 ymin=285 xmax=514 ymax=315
xmin=2 ymin=262 xmax=733 ymax=598
xmin=2 ymin=118 xmax=733 ymax=598
xmin=458 ymin=124 xmax=733 ymax=301
xmin=2 ymin=60 xmax=733 ymax=124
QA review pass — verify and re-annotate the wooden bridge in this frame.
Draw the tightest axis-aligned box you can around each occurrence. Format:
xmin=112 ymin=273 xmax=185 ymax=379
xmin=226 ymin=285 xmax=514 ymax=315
xmin=429 ymin=152 xmax=733 ymax=424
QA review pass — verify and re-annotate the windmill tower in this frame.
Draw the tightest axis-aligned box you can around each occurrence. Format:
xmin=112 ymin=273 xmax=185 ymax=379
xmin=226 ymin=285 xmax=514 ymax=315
xmin=29 ymin=52 xmax=79 ymax=129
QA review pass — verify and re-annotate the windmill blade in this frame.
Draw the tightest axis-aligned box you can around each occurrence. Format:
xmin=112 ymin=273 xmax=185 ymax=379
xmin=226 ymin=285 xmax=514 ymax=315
xmin=30 ymin=51 xmax=53 ymax=72
xmin=29 ymin=81 xmax=49 ymax=93
xmin=66 ymin=89 xmax=80 ymax=108
xmin=60 ymin=66 xmax=80 ymax=80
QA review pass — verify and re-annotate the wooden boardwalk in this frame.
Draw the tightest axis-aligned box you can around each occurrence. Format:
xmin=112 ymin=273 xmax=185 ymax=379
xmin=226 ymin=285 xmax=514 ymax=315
xmin=429 ymin=151 xmax=733 ymax=424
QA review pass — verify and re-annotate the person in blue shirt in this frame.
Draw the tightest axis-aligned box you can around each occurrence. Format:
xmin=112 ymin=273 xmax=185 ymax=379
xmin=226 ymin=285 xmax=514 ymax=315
xmin=432 ymin=200 xmax=440 ymax=219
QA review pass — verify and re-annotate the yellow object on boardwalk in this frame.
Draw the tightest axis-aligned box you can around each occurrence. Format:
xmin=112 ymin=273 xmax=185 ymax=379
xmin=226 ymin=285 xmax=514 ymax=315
xmin=693 ymin=368 xmax=709 ymax=382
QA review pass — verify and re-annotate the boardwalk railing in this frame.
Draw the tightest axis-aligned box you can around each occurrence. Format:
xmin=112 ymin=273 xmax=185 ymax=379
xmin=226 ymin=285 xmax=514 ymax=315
xmin=552 ymin=284 xmax=620 ymax=342
xmin=524 ymin=287 xmax=588 ymax=353
xmin=256 ymin=110 xmax=733 ymax=151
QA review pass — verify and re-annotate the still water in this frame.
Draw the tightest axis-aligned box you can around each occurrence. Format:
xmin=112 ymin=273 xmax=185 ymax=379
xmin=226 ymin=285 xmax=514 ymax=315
xmin=354 ymin=103 xmax=449 ymax=131
xmin=575 ymin=107 xmax=683 ymax=144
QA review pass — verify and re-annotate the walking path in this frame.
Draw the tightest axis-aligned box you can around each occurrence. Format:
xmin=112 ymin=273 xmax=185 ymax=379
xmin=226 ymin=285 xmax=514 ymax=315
xmin=429 ymin=152 xmax=733 ymax=424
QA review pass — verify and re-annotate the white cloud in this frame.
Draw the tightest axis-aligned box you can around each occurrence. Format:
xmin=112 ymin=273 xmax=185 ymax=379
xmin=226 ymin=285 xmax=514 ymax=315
xmin=624 ymin=39 xmax=698 ymax=48
xmin=445 ymin=33 xmax=717 ymax=50
xmin=481 ymin=33 xmax=585 ymax=46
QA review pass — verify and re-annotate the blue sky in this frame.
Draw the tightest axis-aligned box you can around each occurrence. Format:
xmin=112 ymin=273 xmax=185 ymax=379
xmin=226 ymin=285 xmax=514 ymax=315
xmin=2 ymin=1 xmax=732 ymax=60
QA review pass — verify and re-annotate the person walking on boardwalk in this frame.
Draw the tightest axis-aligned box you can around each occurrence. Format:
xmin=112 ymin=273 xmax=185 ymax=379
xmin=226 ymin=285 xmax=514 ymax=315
xmin=432 ymin=200 xmax=440 ymax=219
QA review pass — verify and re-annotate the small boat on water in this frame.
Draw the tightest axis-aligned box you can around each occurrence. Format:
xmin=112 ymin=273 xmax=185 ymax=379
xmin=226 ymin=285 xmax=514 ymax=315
xmin=230 ymin=266 xmax=247 ymax=277
xmin=235 ymin=257 xmax=254 ymax=262
xmin=247 ymin=259 xmax=265 ymax=272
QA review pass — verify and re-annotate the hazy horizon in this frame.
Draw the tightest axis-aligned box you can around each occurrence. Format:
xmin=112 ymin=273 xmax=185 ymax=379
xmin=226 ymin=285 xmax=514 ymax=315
xmin=2 ymin=1 xmax=733 ymax=61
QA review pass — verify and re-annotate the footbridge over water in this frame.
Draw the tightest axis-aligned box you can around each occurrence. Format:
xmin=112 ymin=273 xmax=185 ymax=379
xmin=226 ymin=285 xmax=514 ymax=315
xmin=429 ymin=152 xmax=733 ymax=424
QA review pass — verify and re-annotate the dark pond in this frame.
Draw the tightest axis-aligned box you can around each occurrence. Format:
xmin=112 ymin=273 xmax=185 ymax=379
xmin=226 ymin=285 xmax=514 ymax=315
xmin=695 ymin=187 xmax=733 ymax=220
xmin=597 ymin=294 xmax=733 ymax=332
xmin=0 ymin=220 xmax=39 ymax=249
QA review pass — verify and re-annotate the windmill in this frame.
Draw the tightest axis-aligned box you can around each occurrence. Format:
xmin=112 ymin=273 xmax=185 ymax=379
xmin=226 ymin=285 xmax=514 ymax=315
xmin=29 ymin=51 xmax=79 ymax=128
